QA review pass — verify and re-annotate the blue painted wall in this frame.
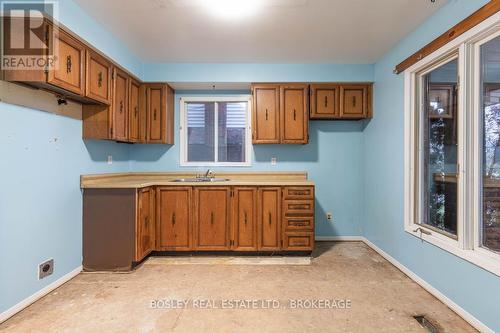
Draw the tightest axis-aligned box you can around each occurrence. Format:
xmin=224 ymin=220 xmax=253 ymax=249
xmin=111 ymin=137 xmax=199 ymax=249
xmin=130 ymin=89 xmax=370 ymax=237
xmin=0 ymin=0 xmax=137 ymax=315
xmin=364 ymin=0 xmax=500 ymax=331
xmin=0 ymin=103 xmax=130 ymax=314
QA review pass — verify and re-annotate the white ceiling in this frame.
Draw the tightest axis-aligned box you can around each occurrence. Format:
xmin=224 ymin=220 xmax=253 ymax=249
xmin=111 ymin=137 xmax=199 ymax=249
xmin=74 ymin=0 xmax=446 ymax=64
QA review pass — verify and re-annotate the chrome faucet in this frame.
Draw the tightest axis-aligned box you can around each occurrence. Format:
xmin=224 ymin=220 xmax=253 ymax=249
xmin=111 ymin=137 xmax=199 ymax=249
xmin=204 ymin=169 xmax=214 ymax=178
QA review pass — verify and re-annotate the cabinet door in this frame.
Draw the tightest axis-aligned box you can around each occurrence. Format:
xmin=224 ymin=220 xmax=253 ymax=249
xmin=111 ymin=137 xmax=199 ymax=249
xmin=232 ymin=187 xmax=257 ymax=251
xmin=47 ymin=28 xmax=85 ymax=96
xmin=128 ymin=80 xmax=141 ymax=142
xmin=252 ymin=85 xmax=280 ymax=144
xmin=340 ymin=85 xmax=368 ymax=118
xmin=258 ymin=187 xmax=281 ymax=251
xmin=136 ymin=187 xmax=155 ymax=261
xmin=157 ymin=187 xmax=192 ymax=251
xmin=112 ymin=68 xmax=129 ymax=141
xmin=310 ymin=84 xmax=339 ymax=119
xmin=85 ymin=50 xmax=112 ymax=104
xmin=195 ymin=187 xmax=230 ymax=250
xmin=147 ymin=85 xmax=164 ymax=143
xmin=280 ymin=84 xmax=309 ymax=144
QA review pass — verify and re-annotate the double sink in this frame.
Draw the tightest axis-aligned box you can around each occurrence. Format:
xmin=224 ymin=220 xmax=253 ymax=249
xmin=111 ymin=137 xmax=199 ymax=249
xmin=172 ymin=177 xmax=230 ymax=183
xmin=172 ymin=170 xmax=230 ymax=183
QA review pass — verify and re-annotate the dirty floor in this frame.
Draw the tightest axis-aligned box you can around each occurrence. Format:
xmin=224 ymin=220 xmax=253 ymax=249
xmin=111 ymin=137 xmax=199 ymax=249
xmin=0 ymin=242 xmax=475 ymax=333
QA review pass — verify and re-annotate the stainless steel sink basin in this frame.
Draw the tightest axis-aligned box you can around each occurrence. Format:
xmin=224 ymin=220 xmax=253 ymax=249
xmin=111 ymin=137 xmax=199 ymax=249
xmin=171 ymin=177 xmax=230 ymax=183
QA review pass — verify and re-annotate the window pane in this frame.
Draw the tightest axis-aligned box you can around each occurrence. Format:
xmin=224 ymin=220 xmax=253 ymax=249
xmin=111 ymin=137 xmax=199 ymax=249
xmin=420 ymin=59 xmax=459 ymax=236
xmin=187 ymin=102 xmax=215 ymax=162
xmin=218 ymin=102 xmax=247 ymax=163
xmin=481 ymin=35 xmax=500 ymax=253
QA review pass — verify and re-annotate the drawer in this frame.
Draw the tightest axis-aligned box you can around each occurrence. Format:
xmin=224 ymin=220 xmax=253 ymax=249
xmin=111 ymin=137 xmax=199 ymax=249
xmin=283 ymin=232 xmax=314 ymax=251
xmin=283 ymin=187 xmax=314 ymax=200
xmin=283 ymin=216 xmax=314 ymax=231
xmin=283 ymin=200 xmax=314 ymax=216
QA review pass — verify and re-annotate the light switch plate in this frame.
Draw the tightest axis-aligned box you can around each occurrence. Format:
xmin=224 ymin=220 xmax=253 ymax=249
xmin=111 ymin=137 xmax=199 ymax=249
xmin=327 ymin=212 xmax=333 ymax=221
xmin=107 ymin=155 xmax=113 ymax=165
xmin=271 ymin=157 xmax=277 ymax=166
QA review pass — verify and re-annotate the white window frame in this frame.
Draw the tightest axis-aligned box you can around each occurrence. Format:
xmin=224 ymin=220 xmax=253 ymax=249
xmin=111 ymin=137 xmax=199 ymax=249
xmin=404 ymin=12 xmax=500 ymax=276
xmin=179 ymin=96 xmax=252 ymax=167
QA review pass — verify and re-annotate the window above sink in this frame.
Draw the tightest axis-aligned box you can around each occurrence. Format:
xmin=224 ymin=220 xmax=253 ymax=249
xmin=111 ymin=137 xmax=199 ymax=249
xmin=179 ymin=96 xmax=252 ymax=167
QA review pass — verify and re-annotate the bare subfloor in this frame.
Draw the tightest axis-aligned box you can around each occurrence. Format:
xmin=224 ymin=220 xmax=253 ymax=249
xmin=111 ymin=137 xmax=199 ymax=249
xmin=0 ymin=242 xmax=475 ymax=333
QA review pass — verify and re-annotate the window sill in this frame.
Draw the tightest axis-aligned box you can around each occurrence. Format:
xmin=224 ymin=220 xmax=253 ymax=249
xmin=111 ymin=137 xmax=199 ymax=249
xmin=405 ymin=225 xmax=500 ymax=277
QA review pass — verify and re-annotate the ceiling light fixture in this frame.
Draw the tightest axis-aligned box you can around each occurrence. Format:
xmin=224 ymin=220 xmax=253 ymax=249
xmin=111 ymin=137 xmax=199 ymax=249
xmin=201 ymin=0 xmax=262 ymax=20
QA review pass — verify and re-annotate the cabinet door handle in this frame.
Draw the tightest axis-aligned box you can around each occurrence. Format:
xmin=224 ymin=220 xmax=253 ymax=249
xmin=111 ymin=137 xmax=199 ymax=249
xmin=293 ymin=109 xmax=296 ymax=120
xmin=145 ymin=216 xmax=149 ymax=226
xmin=153 ymin=109 xmax=157 ymax=121
xmin=119 ymin=101 xmax=123 ymax=113
xmin=66 ymin=55 xmax=72 ymax=73
xmin=268 ymin=212 xmax=272 ymax=225
xmin=134 ymin=106 xmax=138 ymax=118
xmin=352 ymin=96 xmax=356 ymax=107
xmin=265 ymin=108 xmax=268 ymax=120
xmin=172 ymin=213 xmax=176 ymax=225
xmin=244 ymin=211 xmax=248 ymax=225
xmin=324 ymin=96 xmax=328 ymax=107
xmin=211 ymin=212 xmax=214 ymax=225
xmin=97 ymin=72 xmax=103 ymax=88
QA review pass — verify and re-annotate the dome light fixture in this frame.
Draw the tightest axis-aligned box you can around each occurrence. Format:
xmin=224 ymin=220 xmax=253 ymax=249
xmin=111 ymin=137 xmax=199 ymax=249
xmin=202 ymin=0 xmax=263 ymax=20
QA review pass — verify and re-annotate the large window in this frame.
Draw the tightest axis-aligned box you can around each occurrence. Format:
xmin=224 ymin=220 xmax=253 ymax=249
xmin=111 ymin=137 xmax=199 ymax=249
xmin=180 ymin=97 xmax=251 ymax=166
xmin=405 ymin=16 xmax=500 ymax=276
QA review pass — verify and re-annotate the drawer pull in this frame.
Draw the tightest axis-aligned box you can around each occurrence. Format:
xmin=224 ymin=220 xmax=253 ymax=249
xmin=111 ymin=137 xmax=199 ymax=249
xmin=352 ymin=96 xmax=356 ymax=107
xmin=324 ymin=96 xmax=328 ymax=107
xmin=97 ymin=71 xmax=103 ymax=88
xmin=119 ymin=101 xmax=124 ymax=113
xmin=153 ymin=108 xmax=157 ymax=121
xmin=265 ymin=108 xmax=268 ymax=120
xmin=172 ymin=213 xmax=176 ymax=225
xmin=244 ymin=211 xmax=248 ymax=225
xmin=211 ymin=212 xmax=214 ymax=225
xmin=293 ymin=109 xmax=296 ymax=120
xmin=290 ymin=222 xmax=308 ymax=226
xmin=134 ymin=106 xmax=138 ymax=118
xmin=289 ymin=204 xmax=309 ymax=210
xmin=268 ymin=212 xmax=272 ymax=225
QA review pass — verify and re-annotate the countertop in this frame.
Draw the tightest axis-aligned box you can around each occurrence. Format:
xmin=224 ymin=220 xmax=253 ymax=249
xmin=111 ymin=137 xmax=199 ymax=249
xmin=80 ymin=172 xmax=315 ymax=189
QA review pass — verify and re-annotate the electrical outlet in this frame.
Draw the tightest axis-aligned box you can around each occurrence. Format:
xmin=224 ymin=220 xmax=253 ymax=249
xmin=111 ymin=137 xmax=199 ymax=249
xmin=39 ymin=259 xmax=54 ymax=280
xmin=107 ymin=155 xmax=113 ymax=165
xmin=271 ymin=157 xmax=277 ymax=166
xmin=327 ymin=212 xmax=333 ymax=221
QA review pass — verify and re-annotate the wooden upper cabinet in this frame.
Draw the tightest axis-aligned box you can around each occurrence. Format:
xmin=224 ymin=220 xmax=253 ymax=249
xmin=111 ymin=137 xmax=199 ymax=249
xmin=310 ymin=84 xmax=340 ymax=119
xmin=280 ymin=84 xmax=309 ymax=144
xmin=258 ymin=187 xmax=281 ymax=251
xmin=194 ymin=187 xmax=231 ymax=250
xmin=340 ymin=84 xmax=371 ymax=119
xmin=128 ymin=80 xmax=141 ymax=142
xmin=85 ymin=49 xmax=112 ymax=105
xmin=111 ymin=68 xmax=129 ymax=141
xmin=232 ymin=187 xmax=258 ymax=251
xmin=2 ymin=18 xmax=86 ymax=98
xmin=145 ymin=84 xmax=175 ymax=144
xmin=157 ymin=187 xmax=192 ymax=251
xmin=136 ymin=187 xmax=155 ymax=261
xmin=252 ymin=84 xmax=280 ymax=144
xmin=47 ymin=27 xmax=86 ymax=96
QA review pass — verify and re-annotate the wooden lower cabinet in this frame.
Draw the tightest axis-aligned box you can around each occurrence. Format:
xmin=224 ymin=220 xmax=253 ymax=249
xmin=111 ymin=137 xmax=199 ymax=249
xmin=258 ymin=187 xmax=282 ymax=251
xmin=194 ymin=187 xmax=231 ymax=250
xmin=82 ymin=185 xmax=314 ymax=271
xmin=232 ymin=187 xmax=258 ymax=251
xmin=156 ymin=187 xmax=192 ymax=251
xmin=136 ymin=187 xmax=155 ymax=261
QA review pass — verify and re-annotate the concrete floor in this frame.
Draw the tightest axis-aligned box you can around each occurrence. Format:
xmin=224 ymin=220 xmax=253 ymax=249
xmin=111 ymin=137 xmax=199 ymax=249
xmin=0 ymin=242 xmax=475 ymax=333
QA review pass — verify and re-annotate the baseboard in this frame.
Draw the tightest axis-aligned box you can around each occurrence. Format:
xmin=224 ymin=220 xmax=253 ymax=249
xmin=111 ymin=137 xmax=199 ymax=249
xmin=362 ymin=238 xmax=493 ymax=333
xmin=315 ymin=236 xmax=364 ymax=241
xmin=0 ymin=241 xmax=492 ymax=332
xmin=0 ymin=265 xmax=82 ymax=324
